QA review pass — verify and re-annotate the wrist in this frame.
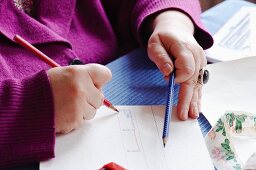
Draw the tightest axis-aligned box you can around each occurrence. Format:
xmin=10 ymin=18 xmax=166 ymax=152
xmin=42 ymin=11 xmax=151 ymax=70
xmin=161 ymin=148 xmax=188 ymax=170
xmin=149 ymin=10 xmax=195 ymax=35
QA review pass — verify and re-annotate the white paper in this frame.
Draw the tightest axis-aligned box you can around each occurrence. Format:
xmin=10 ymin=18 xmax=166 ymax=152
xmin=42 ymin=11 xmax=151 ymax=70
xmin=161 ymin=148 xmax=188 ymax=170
xmin=206 ymin=7 xmax=256 ymax=63
xmin=40 ymin=106 xmax=213 ymax=170
xmin=201 ymin=56 xmax=256 ymax=165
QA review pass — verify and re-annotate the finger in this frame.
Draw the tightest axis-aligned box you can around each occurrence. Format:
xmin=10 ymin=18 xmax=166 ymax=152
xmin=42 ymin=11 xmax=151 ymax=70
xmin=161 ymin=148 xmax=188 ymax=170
xmin=86 ymin=64 xmax=112 ymax=88
xmin=177 ymin=81 xmax=195 ymax=120
xmin=87 ymin=87 xmax=104 ymax=109
xmin=192 ymin=51 xmax=207 ymax=114
xmin=59 ymin=127 xmax=73 ymax=134
xmin=197 ymin=49 xmax=206 ymax=113
xmin=169 ymin=42 xmax=195 ymax=83
xmin=176 ymin=44 xmax=203 ymax=120
xmin=147 ymin=36 xmax=174 ymax=76
xmin=188 ymin=46 xmax=206 ymax=118
xmin=188 ymin=84 xmax=200 ymax=119
xmin=83 ymin=102 xmax=97 ymax=120
xmin=198 ymin=86 xmax=202 ymax=112
xmin=72 ymin=111 xmax=85 ymax=130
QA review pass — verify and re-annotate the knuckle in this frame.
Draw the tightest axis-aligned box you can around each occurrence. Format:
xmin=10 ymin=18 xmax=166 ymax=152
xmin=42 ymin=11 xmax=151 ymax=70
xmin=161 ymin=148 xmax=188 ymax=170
xmin=182 ymin=66 xmax=194 ymax=77
xmin=184 ymin=78 xmax=197 ymax=87
xmin=64 ymin=66 xmax=80 ymax=78
xmin=148 ymin=43 xmax=168 ymax=60
xmin=62 ymin=67 xmax=81 ymax=95
xmin=195 ymin=83 xmax=202 ymax=89
xmin=74 ymin=117 xmax=84 ymax=129
xmin=87 ymin=91 xmax=104 ymax=109
xmin=150 ymin=54 xmax=170 ymax=67
xmin=147 ymin=43 xmax=157 ymax=58
xmin=85 ymin=110 xmax=96 ymax=120
xmin=67 ymin=111 xmax=83 ymax=129
xmin=148 ymin=34 xmax=159 ymax=44
xmin=68 ymin=112 xmax=80 ymax=125
xmin=189 ymin=99 xmax=198 ymax=108
xmin=95 ymin=92 xmax=104 ymax=108
xmin=66 ymin=70 xmax=91 ymax=98
xmin=198 ymin=101 xmax=201 ymax=108
xmin=61 ymin=127 xmax=72 ymax=134
xmin=70 ymin=85 xmax=80 ymax=96
xmin=190 ymin=44 xmax=206 ymax=63
xmin=148 ymin=48 xmax=170 ymax=64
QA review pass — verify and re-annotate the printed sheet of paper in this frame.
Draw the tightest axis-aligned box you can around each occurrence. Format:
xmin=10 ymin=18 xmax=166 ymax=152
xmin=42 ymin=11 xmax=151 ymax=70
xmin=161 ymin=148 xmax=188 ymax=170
xmin=40 ymin=106 xmax=213 ymax=170
xmin=202 ymin=57 xmax=256 ymax=165
xmin=206 ymin=7 xmax=256 ymax=62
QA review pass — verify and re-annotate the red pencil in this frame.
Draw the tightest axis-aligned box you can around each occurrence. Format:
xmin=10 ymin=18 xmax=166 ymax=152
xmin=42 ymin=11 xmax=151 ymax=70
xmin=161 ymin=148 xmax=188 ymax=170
xmin=13 ymin=34 xmax=119 ymax=112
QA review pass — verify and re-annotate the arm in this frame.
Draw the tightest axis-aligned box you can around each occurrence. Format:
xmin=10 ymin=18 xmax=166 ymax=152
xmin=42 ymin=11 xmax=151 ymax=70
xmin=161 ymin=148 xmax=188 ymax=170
xmin=132 ymin=0 xmax=213 ymax=49
xmin=104 ymin=0 xmax=213 ymax=51
xmin=147 ymin=10 xmax=207 ymax=120
xmin=110 ymin=0 xmax=213 ymax=120
xmin=136 ymin=1 xmax=213 ymax=120
xmin=0 ymin=64 xmax=112 ymax=169
xmin=0 ymin=71 xmax=55 ymax=169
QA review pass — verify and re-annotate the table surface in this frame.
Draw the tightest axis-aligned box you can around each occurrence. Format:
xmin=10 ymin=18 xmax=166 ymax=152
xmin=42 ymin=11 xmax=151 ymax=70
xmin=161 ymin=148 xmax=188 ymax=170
xmin=13 ymin=0 xmax=255 ymax=169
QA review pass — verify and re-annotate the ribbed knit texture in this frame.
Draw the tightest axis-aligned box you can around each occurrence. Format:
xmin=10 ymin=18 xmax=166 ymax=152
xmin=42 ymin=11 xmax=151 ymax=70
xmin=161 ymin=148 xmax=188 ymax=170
xmin=0 ymin=0 xmax=213 ymax=169
xmin=0 ymin=71 xmax=55 ymax=169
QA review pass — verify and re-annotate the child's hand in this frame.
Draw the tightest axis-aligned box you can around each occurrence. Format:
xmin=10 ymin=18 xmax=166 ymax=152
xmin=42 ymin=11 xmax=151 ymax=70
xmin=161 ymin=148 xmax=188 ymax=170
xmin=147 ymin=10 xmax=207 ymax=120
xmin=47 ymin=64 xmax=112 ymax=133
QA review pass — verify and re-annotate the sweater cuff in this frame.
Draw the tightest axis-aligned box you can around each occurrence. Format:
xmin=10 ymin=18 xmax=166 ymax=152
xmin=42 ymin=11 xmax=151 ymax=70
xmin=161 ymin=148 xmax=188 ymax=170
xmin=0 ymin=71 xmax=55 ymax=169
xmin=132 ymin=0 xmax=214 ymax=49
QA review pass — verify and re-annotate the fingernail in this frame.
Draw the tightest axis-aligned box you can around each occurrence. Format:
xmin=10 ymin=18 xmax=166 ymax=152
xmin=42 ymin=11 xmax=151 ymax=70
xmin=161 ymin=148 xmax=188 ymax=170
xmin=162 ymin=63 xmax=172 ymax=76
xmin=180 ymin=109 xmax=188 ymax=120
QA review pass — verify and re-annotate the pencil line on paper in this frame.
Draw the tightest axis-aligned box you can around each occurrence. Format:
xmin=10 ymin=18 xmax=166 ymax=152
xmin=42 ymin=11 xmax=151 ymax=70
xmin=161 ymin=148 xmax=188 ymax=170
xmin=118 ymin=109 xmax=140 ymax=152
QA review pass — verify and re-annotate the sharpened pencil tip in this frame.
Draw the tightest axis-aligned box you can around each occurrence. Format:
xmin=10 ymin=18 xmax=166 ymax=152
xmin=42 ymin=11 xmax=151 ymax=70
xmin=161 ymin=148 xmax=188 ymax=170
xmin=112 ymin=106 xmax=119 ymax=112
xmin=109 ymin=105 xmax=119 ymax=112
xmin=163 ymin=137 xmax=167 ymax=147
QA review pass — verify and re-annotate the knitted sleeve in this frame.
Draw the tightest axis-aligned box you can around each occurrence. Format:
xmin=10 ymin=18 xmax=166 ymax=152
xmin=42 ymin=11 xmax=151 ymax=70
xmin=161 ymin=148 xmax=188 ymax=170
xmin=131 ymin=0 xmax=214 ymax=49
xmin=104 ymin=0 xmax=213 ymax=51
xmin=0 ymin=70 xmax=55 ymax=169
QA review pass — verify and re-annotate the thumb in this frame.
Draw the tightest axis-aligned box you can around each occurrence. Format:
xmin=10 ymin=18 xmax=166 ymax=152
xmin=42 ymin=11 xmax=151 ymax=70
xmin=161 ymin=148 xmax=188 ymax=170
xmin=86 ymin=64 xmax=112 ymax=88
xmin=147 ymin=36 xmax=174 ymax=77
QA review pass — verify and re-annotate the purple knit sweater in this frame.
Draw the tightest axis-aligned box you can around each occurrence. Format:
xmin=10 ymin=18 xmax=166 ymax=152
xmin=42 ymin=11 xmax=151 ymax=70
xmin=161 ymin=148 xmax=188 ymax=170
xmin=0 ymin=0 xmax=213 ymax=169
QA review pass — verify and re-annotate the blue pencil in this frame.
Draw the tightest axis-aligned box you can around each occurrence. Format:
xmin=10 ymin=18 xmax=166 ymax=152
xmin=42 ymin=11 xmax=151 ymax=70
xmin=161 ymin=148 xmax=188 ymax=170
xmin=162 ymin=72 xmax=175 ymax=147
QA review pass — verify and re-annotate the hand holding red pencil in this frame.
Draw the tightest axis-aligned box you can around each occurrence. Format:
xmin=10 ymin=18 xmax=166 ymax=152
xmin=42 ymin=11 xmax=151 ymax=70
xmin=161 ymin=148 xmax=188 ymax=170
xmin=13 ymin=35 xmax=117 ymax=134
xmin=48 ymin=64 xmax=112 ymax=133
